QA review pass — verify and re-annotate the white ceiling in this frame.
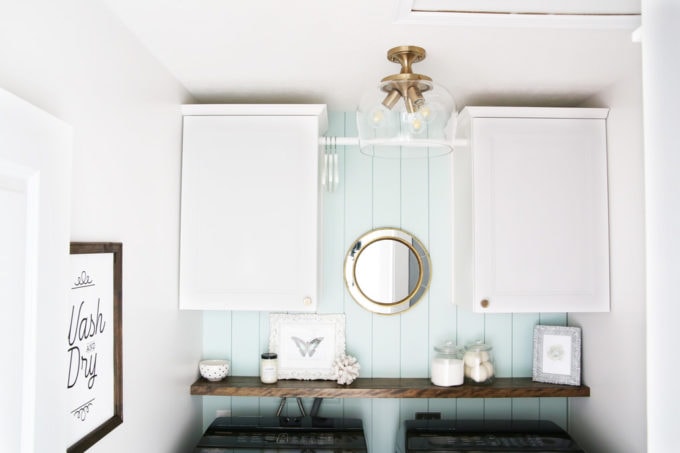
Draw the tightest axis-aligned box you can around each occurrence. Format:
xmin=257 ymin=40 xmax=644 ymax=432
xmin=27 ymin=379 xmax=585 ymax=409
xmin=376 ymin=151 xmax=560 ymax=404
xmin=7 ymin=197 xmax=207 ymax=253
xmin=100 ymin=0 xmax=641 ymax=111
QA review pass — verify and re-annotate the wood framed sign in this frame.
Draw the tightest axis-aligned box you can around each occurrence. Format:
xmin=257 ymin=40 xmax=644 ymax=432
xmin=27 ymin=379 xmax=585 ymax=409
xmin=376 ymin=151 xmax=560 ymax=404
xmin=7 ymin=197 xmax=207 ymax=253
xmin=66 ymin=242 xmax=123 ymax=452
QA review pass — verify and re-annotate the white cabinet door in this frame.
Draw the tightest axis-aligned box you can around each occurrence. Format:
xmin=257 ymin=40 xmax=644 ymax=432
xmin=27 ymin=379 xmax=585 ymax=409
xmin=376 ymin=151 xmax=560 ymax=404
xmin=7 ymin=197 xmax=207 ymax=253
xmin=453 ymin=107 xmax=610 ymax=313
xmin=179 ymin=105 xmax=327 ymax=311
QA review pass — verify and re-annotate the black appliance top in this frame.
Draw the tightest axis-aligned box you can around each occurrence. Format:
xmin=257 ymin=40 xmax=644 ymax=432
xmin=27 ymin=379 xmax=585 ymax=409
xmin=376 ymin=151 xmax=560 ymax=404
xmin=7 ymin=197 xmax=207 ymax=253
xmin=400 ymin=419 xmax=585 ymax=452
xmin=194 ymin=415 xmax=367 ymax=452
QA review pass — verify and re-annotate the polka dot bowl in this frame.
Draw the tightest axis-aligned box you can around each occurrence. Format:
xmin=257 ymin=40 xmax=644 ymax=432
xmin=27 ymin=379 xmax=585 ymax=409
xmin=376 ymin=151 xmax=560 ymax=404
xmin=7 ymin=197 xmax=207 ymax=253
xmin=199 ymin=359 xmax=230 ymax=382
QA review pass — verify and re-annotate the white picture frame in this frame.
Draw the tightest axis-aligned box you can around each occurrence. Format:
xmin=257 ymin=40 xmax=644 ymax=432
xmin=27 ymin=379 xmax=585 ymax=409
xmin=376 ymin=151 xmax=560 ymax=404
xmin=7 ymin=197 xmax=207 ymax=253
xmin=269 ymin=313 xmax=346 ymax=380
xmin=532 ymin=325 xmax=582 ymax=386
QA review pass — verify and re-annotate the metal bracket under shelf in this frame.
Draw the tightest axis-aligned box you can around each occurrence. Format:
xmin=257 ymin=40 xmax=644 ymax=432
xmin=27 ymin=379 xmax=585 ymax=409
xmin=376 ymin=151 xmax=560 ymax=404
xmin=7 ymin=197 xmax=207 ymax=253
xmin=275 ymin=397 xmax=324 ymax=417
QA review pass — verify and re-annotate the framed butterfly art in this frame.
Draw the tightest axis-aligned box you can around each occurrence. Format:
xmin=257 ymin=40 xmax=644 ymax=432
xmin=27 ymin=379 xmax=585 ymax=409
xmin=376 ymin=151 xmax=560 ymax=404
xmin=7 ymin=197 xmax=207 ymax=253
xmin=269 ymin=313 xmax=346 ymax=380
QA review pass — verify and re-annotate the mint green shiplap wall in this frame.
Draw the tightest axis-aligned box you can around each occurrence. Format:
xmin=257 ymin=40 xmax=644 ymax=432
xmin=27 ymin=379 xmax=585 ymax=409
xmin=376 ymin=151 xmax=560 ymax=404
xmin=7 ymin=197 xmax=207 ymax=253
xmin=201 ymin=111 xmax=568 ymax=451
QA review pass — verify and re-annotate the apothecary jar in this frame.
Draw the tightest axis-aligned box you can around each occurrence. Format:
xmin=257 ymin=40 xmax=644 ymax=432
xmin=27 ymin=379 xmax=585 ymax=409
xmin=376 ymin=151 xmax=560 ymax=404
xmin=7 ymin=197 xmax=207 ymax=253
xmin=464 ymin=340 xmax=495 ymax=385
xmin=431 ymin=341 xmax=464 ymax=387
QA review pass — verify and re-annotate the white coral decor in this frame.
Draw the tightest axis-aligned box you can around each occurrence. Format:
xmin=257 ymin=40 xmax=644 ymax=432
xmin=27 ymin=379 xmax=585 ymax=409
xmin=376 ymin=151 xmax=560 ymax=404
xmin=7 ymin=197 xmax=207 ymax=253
xmin=332 ymin=353 xmax=360 ymax=385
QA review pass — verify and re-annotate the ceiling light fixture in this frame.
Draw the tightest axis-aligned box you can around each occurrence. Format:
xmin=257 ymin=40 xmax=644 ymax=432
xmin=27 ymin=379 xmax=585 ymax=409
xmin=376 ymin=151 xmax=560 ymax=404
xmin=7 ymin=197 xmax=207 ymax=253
xmin=357 ymin=45 xmax=456 ymax=157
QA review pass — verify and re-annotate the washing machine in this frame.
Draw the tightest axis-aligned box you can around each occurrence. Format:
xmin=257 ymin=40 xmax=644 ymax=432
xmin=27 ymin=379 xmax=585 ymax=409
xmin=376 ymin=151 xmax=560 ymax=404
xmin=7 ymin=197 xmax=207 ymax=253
xmin=194 ymin=415 xmax=368 ymax=452
xmin=397 ymin=419 xmax=585 ymax=452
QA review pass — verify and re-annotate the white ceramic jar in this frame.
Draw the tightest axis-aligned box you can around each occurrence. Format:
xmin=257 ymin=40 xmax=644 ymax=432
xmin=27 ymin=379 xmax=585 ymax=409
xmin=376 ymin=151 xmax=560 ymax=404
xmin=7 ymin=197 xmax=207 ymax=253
xmin=431 ymin=341 xmax=464 ymax=387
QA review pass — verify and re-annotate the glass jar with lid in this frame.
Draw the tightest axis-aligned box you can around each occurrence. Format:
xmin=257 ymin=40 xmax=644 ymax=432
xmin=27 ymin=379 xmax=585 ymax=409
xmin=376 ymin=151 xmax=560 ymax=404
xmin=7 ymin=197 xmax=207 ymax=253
xmin=431 ymin=340 xmax=464 ymax=387
xmin=464 ymin=340 xmax=495 ymax=384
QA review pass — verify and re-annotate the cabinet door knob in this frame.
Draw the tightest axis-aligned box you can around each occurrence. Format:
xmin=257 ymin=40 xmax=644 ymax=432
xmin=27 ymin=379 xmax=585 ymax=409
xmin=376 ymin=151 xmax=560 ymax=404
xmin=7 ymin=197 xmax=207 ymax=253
xmin=303 ymin=297 xmax=313 ymax=306
xmin=480 ymin=299 xmax=489 ymax=308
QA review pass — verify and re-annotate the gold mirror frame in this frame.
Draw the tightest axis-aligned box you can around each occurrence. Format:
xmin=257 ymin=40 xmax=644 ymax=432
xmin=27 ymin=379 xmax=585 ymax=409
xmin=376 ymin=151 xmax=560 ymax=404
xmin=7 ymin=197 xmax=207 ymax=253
xmin=344 ymin=228 xmax=431 ymax=315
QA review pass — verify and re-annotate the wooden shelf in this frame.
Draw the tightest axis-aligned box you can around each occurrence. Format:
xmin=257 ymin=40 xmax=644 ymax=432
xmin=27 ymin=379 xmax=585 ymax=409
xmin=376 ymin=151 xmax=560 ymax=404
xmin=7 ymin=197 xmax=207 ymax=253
xmin=191 ymin=376 xmax=589 ymax=399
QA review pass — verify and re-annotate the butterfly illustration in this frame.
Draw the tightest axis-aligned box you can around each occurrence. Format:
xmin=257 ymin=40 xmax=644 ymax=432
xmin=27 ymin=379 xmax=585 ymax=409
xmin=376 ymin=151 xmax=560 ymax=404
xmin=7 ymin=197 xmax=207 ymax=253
xmin=291 ymin=336 xmax=324 ymax=358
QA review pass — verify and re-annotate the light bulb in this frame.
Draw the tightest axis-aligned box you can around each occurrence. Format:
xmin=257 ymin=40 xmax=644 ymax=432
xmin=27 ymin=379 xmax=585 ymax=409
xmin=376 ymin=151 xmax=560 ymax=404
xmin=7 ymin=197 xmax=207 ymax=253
xmin=411 ymin=117 xmax=423 ymax=132
xmin=367 ymin=104 xmax=397 ymax=133
xmin=418 ymin=102 xmax=443 ymax=125
xmin=371 ymin=108 xmax=385 ymax=126
xmin=406 ymin=112 xmax=426 ymax=135
xmin=419 ymin=105 xmax=432 ymax=121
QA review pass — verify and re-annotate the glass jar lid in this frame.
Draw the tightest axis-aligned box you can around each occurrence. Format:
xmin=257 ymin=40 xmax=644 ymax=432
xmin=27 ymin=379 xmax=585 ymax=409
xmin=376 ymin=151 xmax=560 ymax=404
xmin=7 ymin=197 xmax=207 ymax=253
xmin=434 ymin=340 xmax=461 ymax=355
xmin=465 ymin=340 xmax=492 ymax=352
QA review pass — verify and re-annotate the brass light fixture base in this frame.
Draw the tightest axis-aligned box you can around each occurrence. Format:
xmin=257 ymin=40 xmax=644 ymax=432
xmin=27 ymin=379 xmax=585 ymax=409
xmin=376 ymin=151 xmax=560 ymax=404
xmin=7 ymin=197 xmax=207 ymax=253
xmin=386 ymin=45 xmax=427 ymax=73
xmin=379 ymin=46 xmax=433 ymax=112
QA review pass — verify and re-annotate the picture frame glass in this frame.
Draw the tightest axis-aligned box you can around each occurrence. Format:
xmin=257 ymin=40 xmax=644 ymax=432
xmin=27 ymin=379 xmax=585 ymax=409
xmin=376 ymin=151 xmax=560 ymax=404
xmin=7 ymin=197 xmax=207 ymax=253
xmin=541 ymin=334 xmax=573 ymax=375
xmin=67 ymin=252 xmax=115 ymax=432
xmin=67 ymin=242 xmax=123 ymax=453
xmin=269 ymin=313 xmax=346 ymax=380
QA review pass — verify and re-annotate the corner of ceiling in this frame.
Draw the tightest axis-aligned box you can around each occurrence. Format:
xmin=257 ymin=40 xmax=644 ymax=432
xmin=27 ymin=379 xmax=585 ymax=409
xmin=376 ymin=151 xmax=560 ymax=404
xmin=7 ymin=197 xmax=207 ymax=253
xmin=393 ymin=0 xmax=641 ymax=30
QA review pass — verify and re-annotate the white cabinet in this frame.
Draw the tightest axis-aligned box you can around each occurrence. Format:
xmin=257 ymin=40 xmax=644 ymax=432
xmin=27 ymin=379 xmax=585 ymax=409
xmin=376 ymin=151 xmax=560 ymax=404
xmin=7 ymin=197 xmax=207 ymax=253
xmin=453 ymin=107 xmax=610 ymax=313
xmin=179 ymin=105 xmax=327 ymax=311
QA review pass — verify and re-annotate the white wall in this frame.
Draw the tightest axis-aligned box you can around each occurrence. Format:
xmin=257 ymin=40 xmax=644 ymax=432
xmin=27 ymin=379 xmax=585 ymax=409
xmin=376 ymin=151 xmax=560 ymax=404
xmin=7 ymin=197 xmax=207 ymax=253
xmin=0 ymin=1 xmax=203 ymax=452
xmin=569 ymin=50 xmax=646 ymax=452
xmin=642 ymin=0 xmax=680 ymax=451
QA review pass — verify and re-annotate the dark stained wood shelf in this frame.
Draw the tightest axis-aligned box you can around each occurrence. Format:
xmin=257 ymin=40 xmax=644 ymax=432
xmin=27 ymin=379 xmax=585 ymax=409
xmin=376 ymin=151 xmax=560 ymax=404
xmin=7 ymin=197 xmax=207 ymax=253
xmin=191 ymin=376 xmax=590 ymax=399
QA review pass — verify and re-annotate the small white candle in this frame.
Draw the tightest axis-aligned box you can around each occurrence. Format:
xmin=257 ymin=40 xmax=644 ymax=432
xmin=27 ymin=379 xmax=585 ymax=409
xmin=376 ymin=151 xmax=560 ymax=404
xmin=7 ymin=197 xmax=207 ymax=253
xmin=260 ymin=352 xmax=278 ymax=384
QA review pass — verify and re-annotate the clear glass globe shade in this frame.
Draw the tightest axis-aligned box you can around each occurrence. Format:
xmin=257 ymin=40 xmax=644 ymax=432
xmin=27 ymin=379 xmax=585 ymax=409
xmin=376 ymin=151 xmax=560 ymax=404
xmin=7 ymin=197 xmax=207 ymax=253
xmin=356 ymin=80 xmax=457 ymax=157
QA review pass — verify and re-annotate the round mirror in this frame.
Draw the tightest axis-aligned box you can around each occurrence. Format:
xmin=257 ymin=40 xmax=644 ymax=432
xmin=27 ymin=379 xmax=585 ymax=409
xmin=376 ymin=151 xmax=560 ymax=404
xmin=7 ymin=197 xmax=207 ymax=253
xmin=344 ymin=228 xmax=431 ymax=314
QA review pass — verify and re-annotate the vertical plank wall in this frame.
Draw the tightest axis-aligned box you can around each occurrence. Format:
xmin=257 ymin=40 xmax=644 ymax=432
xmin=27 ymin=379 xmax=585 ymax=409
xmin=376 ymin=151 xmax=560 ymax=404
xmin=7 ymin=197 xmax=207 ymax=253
xmin=201 ymin=111 xmax=568 ymax=451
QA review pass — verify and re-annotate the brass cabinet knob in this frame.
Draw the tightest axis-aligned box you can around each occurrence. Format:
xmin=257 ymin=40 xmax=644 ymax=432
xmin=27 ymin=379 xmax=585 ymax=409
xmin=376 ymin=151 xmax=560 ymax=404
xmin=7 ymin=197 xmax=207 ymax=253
xmin=480 ymin=299 xmax=489 ymax=308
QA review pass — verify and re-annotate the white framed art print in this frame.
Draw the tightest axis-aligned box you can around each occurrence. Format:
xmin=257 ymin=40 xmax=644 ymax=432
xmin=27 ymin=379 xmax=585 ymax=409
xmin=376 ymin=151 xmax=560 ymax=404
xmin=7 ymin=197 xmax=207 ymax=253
xmin=532 ymin=325 xmax=582 ymax=386
xmin=269 ymin=313 xmax=346 ymax=380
